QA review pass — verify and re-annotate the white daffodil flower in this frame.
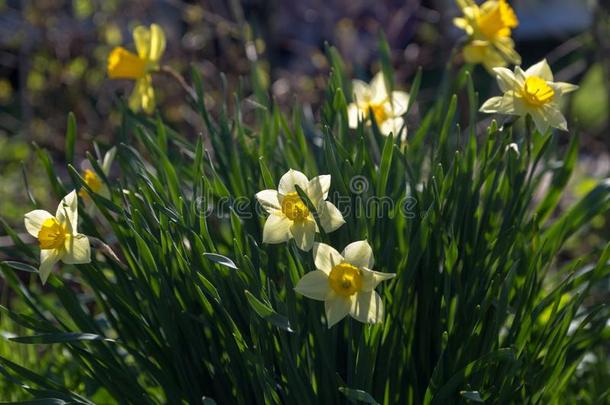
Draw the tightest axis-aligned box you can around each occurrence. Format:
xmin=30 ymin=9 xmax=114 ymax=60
xmin=347 ymin=72 xmax=409 ymax=140
xmin=255 ymin=169 xmax=345 ymax=251
xmin=24 ymin=190 xmax=91 ymax=284
xmin=294 ymin=241 xmax=396 ymax=328
xmin=480 ymin=59 xmax=579 ymax=134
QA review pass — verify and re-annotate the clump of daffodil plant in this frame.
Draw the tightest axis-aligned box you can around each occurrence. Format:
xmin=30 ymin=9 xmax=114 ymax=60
xmin=2 ymin=23 xmax=607 ymax=405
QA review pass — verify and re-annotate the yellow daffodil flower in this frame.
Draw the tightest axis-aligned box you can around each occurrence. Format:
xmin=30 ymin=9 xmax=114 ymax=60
xmin=255 ymin=169 xmax=345 ymax=251
xmin=24 ymin=190 xmax=91 ymax=284
xmin=480 ymin=59 xmax=579 ymax=133
xmin=294 ymin=241 xmax=396 ymax=327
xmin=79 ymin=147 xmax=116 ymax=207
xmin=107 ymin=24 xmax=166 ymax=114
xmin=347 ymin=72 xmax=409 ymax=140
xmin=454 ymin=0 xmax=521 ymax=71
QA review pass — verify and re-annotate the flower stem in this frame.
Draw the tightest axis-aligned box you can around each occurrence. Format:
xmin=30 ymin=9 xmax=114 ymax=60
xmin=157 ymin=65 xmax=198 ymax=102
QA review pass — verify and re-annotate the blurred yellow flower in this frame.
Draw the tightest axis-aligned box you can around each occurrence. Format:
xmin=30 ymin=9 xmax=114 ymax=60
xmin=79 ymin=147 xmax=115 ymax=207
xmin=347 ymin=72 xmax=409 ymax=140
xmin=454 ymin=0 xmax=521 ymax=71
xmin=24 ymin=191 xmax=91 ymax=284
xmin=480 ymin=59 xmax=578 ymax=133
xmin=255 ymin=169 xmax=345 ymax=251
xmin=294 ymin=241 xmax=395 ymax=328
xmin=107 ymin=24 xmax=166 ymax=114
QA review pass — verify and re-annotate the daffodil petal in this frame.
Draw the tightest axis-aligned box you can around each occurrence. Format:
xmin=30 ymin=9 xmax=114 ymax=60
xmin=463 ymin=41 xmax=489 ymax=65
xmin=350 ymin=291 xmax=384 ymax=324
xmin=317 ymin=201 xmax=346 ymax=233
xmin=480 ymin=95 xmax=516 ymax=114
xmin=129 ymin=76 xmax=156 ymax=113
xmin=342 ymin=240 xmax=374 ymax=269
xmin=149 ymin=24 xmax=166 ymax=63
xmin=493 ymin=67 xmax=518 ymax=92
xmin=453 ymin=17 xmax=469 ymax=31
xmin=128 ymin=81 xmax=143 ymax=112
xmin=360 ymin=267 xmax=396 ymax=292
xmin=529 ymin=110 xmax=550 ymax=135
xmin=290 ymin=220 xmax=316 ymax=251
xmin=391 ymin=91 xmax=409 ymax=116
xmin=55 ymin=190 xmax=78 ymax=234
xmin=379 ymin=117 xmax=405 ymax=138
xmin=543 ymin=105 xmax=568 ymax=131
xmin=24 ymin=210 xmax=53 ymax=237
xmin=351 ymin=80 xmax=371 ymax=104
xmin=62 ymin=234 xmax=91 ymax=265
xmin=553 ymin=82 xmax=579 ymax=94
xmin=347 ymin=103 xmax=362 ymax=129
xmin=255 ymin=190 xmax=281 ymax=214
xmin=142 ymin=78 xmax=156 ymax=113
xmin=306 ymin=175 xmax=331 ymax=203
xmin=39 ymin=249 xmax=63 ymax=285
xmin=514 ymin=66 xmax=527 ymax=84
xmin=524 ymin=59 xmax=553 ymax=81
xmin=313 ymin=242 xmax=344 ymax=274
xmin=370 ymin=72 xmax=389 ymax=105
xmin=278 ymin=169 xmax=309 ymax=195
xmin=262 ymin=214 xmax=292 ymax=244
xmin=494 ymin=37 xmax=521 ymax=66
xmin=294 ymin=270 xmax=330 ymax=300
xmin=133 ymin=25 xmax=151 ymax=59
xmin=325 ymin=295 xmax=352 ymax=328
xmin=102 ymin=147 xmax=117 ymax=175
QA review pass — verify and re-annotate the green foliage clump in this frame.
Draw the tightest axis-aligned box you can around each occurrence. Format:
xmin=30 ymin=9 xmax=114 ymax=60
xmin=0 ymin=41 xmax=609 ymax=405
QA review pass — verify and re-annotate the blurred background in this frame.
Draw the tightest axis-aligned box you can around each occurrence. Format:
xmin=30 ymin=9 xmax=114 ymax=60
xmin=0 ymin=0 xmax=608 ymax=225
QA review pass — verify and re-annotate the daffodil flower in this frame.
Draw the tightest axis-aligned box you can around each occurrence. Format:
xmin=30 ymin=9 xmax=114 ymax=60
xmin=24 ymin=191 xmax=91 ymax=284
xmin=347 ymin=72 xmax=409 ymax=140
xmin=294 ymin=241 xmax=396 ymax=328
xmin=454 ymin=0 xmax=521 ymax=71
xmin=255 ymin=169 xmax=345 ymax=251
xmin=79 ymin=147 xmax=116 ymax=208
xmin=480 ymin=59 xmax=579 ymax=133
xmin=107 ymin=24 xmax=166 ymax=114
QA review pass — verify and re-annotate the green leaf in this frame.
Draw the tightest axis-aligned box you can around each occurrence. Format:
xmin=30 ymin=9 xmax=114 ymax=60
xmin=1 ymin=261 xmax=38 ymax=273
xmin=244 ymin=290 xmax=294 ymax=332
xmin=376 ymin=133 xmax=394 ymax=196
xmin=377 ymin=30 xmax=394 ymax=94
xmin=10 ymin=333 xmax=115 ymax=344
xmin=535 ymin=131 xmax=579 ymax=224
xmin=339 ymin=387 xmax=380 ymax=404
xmin=65 ymin=112 xmax=77 ymax=164
xmin=460 ymin=391 xmax=484 ymax=402
xmin=407 ymin=66 xmax=422 ymax=113
xmin=0 ymin=399 xmax=67 ymax=405
xmin=258 ymin=157 xmax=275 ymax=189
xmin=203 ymin=253 xmax=238 ymax=270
